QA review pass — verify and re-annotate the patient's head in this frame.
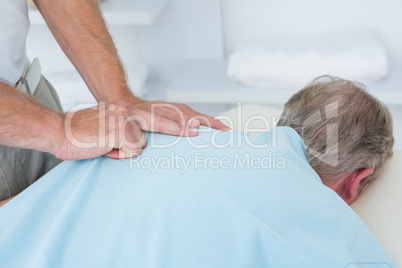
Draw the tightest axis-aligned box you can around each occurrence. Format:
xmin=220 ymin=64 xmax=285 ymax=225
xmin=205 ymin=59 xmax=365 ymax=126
xmin=277 ymin=76 xmax=394 ymax=205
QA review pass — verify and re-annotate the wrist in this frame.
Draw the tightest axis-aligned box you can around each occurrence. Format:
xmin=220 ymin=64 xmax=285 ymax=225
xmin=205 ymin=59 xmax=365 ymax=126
xmin=98 ymin=85 xmax=144 ymax=105
xmin=42 ymin=111 xmax=66 ymax=158
xmin=106 ymin=87 xmax=145 ymax=106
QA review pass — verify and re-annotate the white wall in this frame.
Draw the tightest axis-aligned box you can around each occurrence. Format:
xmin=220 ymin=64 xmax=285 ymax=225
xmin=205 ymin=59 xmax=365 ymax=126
xmin=138 ymin=0 xmax=224 ymax=81
xmin=27 ymin=24 xmax=140 ymax=76
xmin=222 ymin=0 xmax=402 ymax=57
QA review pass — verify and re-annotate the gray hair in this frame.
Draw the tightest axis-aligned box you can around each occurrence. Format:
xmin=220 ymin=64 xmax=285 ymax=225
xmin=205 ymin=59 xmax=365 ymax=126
xmin=277 ymin=76 xmax=394 ymax=182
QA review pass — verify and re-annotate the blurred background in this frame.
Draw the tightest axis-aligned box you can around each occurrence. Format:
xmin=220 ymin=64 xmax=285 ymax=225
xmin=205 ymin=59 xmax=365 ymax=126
xmin=26 ymin=0 xmax=402 ymax=149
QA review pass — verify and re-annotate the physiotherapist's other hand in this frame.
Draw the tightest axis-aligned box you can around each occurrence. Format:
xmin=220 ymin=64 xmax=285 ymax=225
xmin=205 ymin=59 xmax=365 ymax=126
xmin=54 ymin=100 xmax=196 ymax=160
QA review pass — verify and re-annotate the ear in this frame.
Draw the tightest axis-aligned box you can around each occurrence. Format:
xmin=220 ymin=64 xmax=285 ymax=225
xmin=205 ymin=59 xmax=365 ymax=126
xmin=339 ymin=168 xmax=373 ymax=205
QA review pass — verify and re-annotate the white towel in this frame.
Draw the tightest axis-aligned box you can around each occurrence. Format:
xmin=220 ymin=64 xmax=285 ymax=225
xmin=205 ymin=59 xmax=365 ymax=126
xmin=227 ymin=31 xmax=389 ymax=88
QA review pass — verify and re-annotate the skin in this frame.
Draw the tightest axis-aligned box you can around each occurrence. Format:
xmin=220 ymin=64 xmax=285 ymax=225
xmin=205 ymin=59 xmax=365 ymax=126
xmin=0 ymin=0 xmax=229 ymax=204
xmin=322 ymin=168 xmax=373 ymax=205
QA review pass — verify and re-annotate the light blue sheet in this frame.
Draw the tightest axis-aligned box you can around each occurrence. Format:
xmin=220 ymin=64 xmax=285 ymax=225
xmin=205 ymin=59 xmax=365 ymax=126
xmin=0 ymin=127 xmax=394 ymax=267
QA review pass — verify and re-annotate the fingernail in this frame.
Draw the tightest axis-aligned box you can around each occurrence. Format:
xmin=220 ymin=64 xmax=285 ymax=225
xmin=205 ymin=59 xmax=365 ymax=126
xmin=187 ymin=118 xmax=200 ymax=129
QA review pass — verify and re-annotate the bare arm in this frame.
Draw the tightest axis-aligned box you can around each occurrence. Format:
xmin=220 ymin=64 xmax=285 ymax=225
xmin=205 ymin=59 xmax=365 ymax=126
xmin=0 ymin=81 xmax=150 ymax=160
xmin=33 ymin=0 xmax=132 ymax=103
xmin=0 ymin=81 xmax=63 ymax=154
xmin=33 ymin=0 xmax=229 ymax=131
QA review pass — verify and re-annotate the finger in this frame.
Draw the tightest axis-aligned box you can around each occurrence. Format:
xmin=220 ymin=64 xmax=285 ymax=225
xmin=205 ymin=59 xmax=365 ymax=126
xmin=200 ymin=116 xmax=231 ymax=131
xmin=104 ymin=149 xmax=122 ymax=159
xmin=104 ymin=135 xmax=144 ymax=159
xmin=105 ymin=113 xmax=146 ymax=159
xmin=118 ymin=121 xmax=147 ymax=158
xmin=163 ymin=104 xmax=231 ymax=131
xmin=104 ymin=148 xmax=141 ymax=159
xmin=186 ymin=117 xmax=201 ymax=129
xmin=128 ymin=109 xmax=199 ymax=137
xmin=143 ymin=102 xmax=203 ymax=128
xmin=184 ymin=113 xmax=231 ymax=131
xmin=151 ymin=105 xmax=192 ymax=126
xmin=148 ymin=115 xmax=200 ymax=137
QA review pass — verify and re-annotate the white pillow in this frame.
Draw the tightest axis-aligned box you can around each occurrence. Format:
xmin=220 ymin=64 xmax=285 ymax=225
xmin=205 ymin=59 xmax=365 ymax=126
xmin=227 ymin=31 xmax=389 ymax=88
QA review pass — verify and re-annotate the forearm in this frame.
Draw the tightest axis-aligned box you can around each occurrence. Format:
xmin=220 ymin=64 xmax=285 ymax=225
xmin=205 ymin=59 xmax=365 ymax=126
xmin=0 ymin=81 xmax=63 ymax=155
xmin=33 ymin=0 xmax=141 ymax=104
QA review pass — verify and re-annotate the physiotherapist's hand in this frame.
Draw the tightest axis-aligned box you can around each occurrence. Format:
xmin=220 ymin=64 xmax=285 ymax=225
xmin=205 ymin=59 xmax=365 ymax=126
xmin=54 ymin=100 xmax=203 ymax=160
xmin=133 ymin=100 xmax=230 ymax=132
xmin=119 ymin=93 xmax=230 ymax=133
xmin=54 ymin=100 xmax=145 ymax=160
